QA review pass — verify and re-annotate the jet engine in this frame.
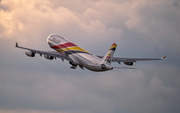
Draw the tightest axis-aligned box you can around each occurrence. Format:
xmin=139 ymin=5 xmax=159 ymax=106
xmin=25 ymin=50 xmax=35 ymax=57
xmin=44 ymin=55 xmax=54 ymax=60
xmin=123 ymin=62 xmax=133 ymax=66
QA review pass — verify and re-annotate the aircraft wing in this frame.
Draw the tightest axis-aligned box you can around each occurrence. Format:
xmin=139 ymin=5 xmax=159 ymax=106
xmin=15 ymin=42 xmax=70 ymax=61
xmin=96 ymin=55 xmax=166 ymax=62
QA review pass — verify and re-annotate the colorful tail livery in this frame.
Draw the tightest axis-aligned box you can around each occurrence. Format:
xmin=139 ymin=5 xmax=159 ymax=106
xmin=15 ymin=34 xmax=166 ymax=72
xmin=102 ymin=43 xmax=117 ymax=63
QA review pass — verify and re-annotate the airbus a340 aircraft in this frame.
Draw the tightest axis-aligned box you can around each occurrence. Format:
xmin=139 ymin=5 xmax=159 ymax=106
xmin=16 ymin=34 xmax=166 ymax=72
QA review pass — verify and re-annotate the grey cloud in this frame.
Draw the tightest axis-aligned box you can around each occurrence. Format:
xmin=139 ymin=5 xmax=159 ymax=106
xmin=1 ymin=62 xmax=180 ymax=113
xmin=0 ymin=0 xmax=8 ymax=11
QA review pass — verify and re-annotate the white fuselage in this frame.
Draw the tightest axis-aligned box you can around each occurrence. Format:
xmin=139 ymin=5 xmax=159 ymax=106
xmin=69 ymin=53 xmax=112 ymax=71
xmin=47 ymin=34 xmax=113 ymax=71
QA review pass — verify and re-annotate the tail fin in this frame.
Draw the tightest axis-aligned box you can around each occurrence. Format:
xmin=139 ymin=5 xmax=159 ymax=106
xmin=102 ymin=43 xmax=117 ymax=63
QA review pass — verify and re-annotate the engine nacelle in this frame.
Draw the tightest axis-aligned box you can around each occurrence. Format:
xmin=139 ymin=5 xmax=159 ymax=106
xmin=25 ymin=50 xmax=35 ymax=57
xmin=44 ymin=55 xmax=54 ymax=60
xmin=123 ymin=62 xmax=133 ymax=66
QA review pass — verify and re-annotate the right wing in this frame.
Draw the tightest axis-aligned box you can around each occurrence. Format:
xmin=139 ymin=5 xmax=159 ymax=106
xmin=96 ymin=55 xmax=166 ymax=62
xmin=111 ymin=56 xmax=166 ymax=62
xmin=15 ymin=42 xmax=70 ymax=61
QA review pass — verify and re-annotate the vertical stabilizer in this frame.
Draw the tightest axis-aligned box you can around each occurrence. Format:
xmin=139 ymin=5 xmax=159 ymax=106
xmin=102 ymin=43 xmax=117 ymax=63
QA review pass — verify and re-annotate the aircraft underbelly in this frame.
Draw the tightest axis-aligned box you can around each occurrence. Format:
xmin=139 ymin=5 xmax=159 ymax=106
xmin=74 ymin=53 xmax=108 ymax=71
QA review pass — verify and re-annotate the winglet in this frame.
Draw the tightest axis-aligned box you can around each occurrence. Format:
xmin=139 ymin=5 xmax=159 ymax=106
xmin=15 ymin=42 xmax=18 ymax=47
xmin=161 ymin=56 xmax=166 ymax=60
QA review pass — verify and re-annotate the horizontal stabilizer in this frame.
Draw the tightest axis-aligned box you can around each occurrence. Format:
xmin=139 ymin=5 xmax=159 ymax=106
xmin=161 ymin=56 xmax=167 ymax=60
xmin=113 ymin=67 xmax=137 ymax=69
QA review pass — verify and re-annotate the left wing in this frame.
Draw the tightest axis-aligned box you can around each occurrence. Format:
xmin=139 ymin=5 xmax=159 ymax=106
xmin=15 ymin=42 xmax=70 ymax=61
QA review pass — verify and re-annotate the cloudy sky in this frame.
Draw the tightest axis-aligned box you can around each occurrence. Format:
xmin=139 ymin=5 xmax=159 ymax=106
xmin=0 ymin=0 xmax=180 ymax=113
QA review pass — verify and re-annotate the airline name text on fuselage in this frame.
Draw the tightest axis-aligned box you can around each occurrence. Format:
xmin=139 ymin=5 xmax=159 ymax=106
xmin=49 ymin=36 xmax=60 ymax=44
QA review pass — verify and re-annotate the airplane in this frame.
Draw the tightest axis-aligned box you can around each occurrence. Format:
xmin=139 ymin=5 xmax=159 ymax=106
xmin=15 ymin=34 xmax=166 ymax=72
